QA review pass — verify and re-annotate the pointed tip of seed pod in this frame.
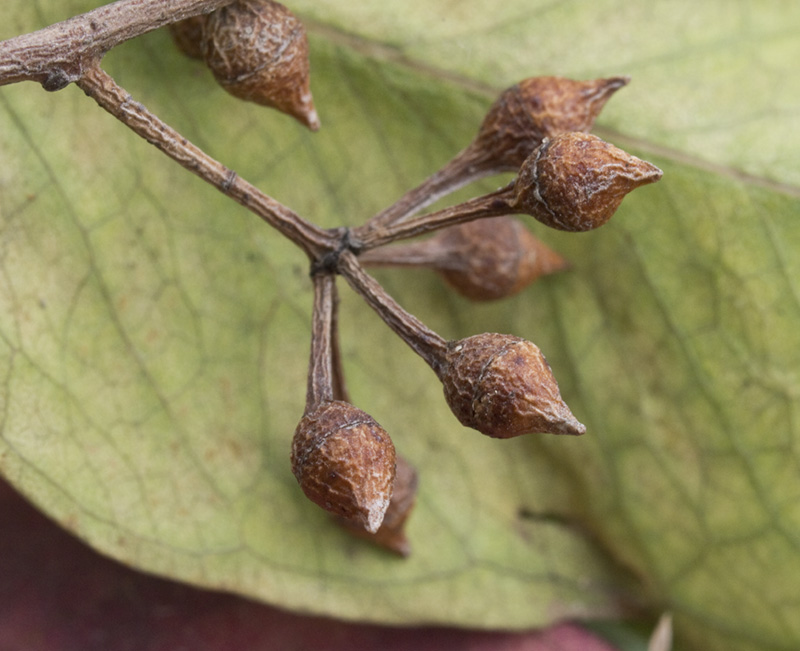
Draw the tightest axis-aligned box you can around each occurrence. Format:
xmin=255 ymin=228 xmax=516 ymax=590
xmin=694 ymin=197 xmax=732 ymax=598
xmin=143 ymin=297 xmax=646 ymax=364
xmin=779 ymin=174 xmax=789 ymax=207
xmin=363 ymin=495 xmax=391 ymax=534
xmin=602 ymin=75 xmax=631 ymax=92
xmin=303 ymin=106 xmax=321 ymax=132
xmin=257 ymin=81 xmax=320 ymax=131
xmin=514 ymin=76 xmax=632 ymax=138
xmin=515 ymin=76 xmax=631 ymax=126
xmin=515 ymin=132 xmax=662 ymax=232
xmin=337 ymin=455 xmax=417 ymax=556
xmin=390 ymin=535 xmax=412 ymax=558
xmin=514 ymin=225 xmax=571 ymax=287
xmin=291 ymin=94 xmax=321 ymax=131
xmin=276 ymin=81 xmax=321 ymax=131
xmin=640 ymin=159 xmax=664 ymax=182
xmin=550 ymin=405 xmax=587 ymax=436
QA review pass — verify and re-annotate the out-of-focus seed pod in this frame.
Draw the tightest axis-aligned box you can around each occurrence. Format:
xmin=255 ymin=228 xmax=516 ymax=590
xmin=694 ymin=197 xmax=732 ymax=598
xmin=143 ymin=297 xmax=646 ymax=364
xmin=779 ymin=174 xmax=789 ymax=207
xmin=359 ymin=216 xmax=569 ymax=301
xmin=204 ymin=0 xmax=320 ymax=130
xmin=168 ymin=15 xmax=207 ymax=60
xmin=433 ymin=217 xmax=568 ymax=300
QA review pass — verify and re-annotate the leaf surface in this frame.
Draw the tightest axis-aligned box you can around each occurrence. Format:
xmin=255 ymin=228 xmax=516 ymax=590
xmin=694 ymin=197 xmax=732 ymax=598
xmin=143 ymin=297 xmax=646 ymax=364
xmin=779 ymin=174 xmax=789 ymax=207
xmin=0 ymin=477 xmax=631 ymax=651
xmin=1 ymin=2 xmax=799 ymax=650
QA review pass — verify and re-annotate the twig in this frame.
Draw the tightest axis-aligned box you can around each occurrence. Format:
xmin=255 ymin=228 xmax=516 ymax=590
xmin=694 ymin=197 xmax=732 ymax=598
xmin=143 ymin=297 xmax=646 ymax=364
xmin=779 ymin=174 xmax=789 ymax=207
xmin=354 ymin=183 xmax=517 ymax=251
xmin=363 ymin=144 xmax=503 ymax=230
xmin=337 ymin=251 xmax=447 ymax=372
xmin=305 ymin=274 xmax=336 ymax=413
xmin=76 ymin=63 xmax=335 ymax=259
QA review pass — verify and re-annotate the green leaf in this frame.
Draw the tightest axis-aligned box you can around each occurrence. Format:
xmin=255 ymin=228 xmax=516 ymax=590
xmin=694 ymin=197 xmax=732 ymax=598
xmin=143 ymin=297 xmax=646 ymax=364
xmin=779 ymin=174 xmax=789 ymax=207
xmin=1 ymin=2 xmax=798 ymax=650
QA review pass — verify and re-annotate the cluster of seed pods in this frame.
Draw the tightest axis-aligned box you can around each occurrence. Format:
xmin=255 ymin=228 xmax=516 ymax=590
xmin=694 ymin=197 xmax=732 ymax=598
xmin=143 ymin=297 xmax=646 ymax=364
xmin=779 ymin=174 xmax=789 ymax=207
xmin=170 ymin=0 xmax=662 ymax=556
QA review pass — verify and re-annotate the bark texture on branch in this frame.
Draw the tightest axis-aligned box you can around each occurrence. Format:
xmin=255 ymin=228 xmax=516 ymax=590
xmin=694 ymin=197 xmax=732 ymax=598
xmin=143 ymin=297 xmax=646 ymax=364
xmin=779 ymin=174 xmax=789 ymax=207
xmin=0 ymin=0 xmax=231 ymax=88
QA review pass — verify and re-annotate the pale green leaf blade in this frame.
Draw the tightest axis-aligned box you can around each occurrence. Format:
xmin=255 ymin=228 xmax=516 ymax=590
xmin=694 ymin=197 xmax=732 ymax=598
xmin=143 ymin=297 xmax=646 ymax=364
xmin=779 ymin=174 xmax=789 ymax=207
xmin=0 ymin=0 xmax=629 ymax=631
xmin=2 ymin=2 xmax=800 ymax=651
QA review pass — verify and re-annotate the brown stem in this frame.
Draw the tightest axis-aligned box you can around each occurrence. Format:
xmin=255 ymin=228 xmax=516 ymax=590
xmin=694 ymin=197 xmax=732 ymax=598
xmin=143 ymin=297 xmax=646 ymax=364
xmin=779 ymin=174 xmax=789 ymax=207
xmin=0 ymin=0 xmax=232 ymax=89
xmin=329 ymin=281 xmax=351 ymax=404
xmin=305 ymin=273 xmax=336 ymax=413
xmin=363 ymin=141 xmax=505 ymax=231
xmin=358 ymin=238 xmax=448 ymax=269
xmin=76 ymin=64 xmax=335 ymax=259
xmin=354 ymin=182 xmax=517 ymax=251
xmin=337 ymin=251 xmax=447 ymax=373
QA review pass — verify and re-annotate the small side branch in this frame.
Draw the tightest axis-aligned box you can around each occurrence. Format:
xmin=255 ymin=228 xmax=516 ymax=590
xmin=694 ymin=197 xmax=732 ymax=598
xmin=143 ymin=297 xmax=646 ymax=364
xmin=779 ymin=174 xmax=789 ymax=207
xmin=354 ymin=183 xmax=517 ymax=251
xmin=337 ymin=251 xmax=447 ymax=373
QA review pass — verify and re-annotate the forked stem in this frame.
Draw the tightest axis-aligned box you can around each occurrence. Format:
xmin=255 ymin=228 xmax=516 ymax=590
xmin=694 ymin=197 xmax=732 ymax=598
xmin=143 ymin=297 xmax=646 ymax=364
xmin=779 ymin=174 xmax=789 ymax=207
xmin=364 ymin=141 xmax=507 ymax=232
xmin=354 ymin=183 xmax=517 ymax=251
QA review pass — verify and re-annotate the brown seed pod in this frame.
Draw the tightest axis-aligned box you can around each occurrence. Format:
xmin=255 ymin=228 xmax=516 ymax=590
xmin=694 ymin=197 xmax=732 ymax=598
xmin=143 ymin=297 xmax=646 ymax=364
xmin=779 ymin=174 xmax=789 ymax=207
xmin=359 ymin=216 xmax=569 ymax=301
xmin=438 ymin=333 xmax=585 ymax=438
xmin=168 ymin=15 xmax=207 ymax=60
xmin=514 ymin=132 xmax=663 ymax=232
xmin=203 ymin=0 xmax=320 ymax=130
xmin=474 ymin=76 xmax=630 ymax=171
xmin=434 ymin=217 xmax=568 ymax=301
xmin=338 ymin=454 xmax=418 ymax=557
xmin=291 ymin=400 xmax=396 ymax=533
xmin=361 ymin=76 xmax=628 ymax=232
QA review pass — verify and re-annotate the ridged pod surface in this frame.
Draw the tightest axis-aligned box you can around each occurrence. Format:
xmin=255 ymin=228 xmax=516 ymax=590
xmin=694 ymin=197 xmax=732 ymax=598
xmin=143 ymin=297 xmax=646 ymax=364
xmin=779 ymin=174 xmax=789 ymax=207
xmin=203 ymin=0 xmax=320 ymax=130
xmin=291 ymin=400 xmax=396 ymax=533
xmin=439 ymin=333 xmax=585 ymax=438
xmin=515 ymin=132 xmax=663 ymax=232
xmin=472 ymin=76 xmax=630 ymax=170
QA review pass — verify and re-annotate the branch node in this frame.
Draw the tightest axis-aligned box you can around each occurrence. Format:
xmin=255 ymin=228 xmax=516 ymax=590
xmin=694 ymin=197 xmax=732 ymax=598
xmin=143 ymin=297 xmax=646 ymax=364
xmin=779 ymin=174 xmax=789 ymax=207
xmin=222 ymin=169 xmax=238 ymax=193
xmin=310 ymin=228 xmax=363 ymax=277
xmin=42 ymin=68 xmax=76 ymax=92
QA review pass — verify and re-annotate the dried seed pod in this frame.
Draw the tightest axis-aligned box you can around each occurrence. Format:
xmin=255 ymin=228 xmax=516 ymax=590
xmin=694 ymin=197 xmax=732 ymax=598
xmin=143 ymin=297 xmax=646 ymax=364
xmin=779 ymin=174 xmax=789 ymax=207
xmin=204 ymin=0 xmax=320 ymax=130
xmin=514 ymin=132 xmax=663 ymax=232
xmin=474 ymin=76 xmax=630 ymax=171
xmin=438 ymin=333 xmax=585 ymax=438
xmin=360 ymin=216 xmax=569 ymax=301
xmin=292 ymin=400 xmax=396 ymax=533
xmin=338 ymin=454 xmax=418 ymax=557
xmin=168 ymin=15 xmax=207 ymax=60
xmin=338 ymin=254 xmax=583 ymax=439
xmin=362 ymin=76 xmax=629 ymax=231
xmin=434 ymin=217 xmax=568 ymax=301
